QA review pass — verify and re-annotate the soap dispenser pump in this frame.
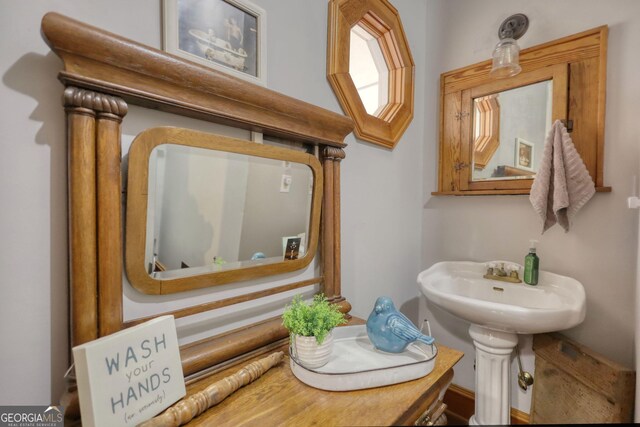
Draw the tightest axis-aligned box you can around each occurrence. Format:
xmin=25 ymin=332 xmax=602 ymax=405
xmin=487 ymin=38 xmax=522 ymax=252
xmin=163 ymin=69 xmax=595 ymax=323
xmin=524 ymin=239 xmax=539 ymax=285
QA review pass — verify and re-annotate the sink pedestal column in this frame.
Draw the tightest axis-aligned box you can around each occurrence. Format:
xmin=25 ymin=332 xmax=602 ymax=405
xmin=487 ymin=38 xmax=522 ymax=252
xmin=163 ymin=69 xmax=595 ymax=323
xmin=468 ymin=324 xmax=518 ymax=425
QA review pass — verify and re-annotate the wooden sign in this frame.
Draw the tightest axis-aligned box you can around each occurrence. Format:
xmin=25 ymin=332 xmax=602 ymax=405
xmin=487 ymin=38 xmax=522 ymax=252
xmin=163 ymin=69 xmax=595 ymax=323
xmin=73 ymin=316 xmax=186 ymax=427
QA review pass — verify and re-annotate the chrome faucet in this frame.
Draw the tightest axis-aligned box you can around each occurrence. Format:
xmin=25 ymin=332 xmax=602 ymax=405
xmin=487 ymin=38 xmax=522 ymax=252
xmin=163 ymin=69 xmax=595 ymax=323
xmin=484 ymin=262 xmax=522 ymax=283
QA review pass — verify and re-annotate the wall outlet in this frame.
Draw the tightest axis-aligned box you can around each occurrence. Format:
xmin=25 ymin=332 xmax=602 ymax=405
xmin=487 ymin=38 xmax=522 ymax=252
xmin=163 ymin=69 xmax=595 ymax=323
xmin=280 ymin=174 xmax=292 ymax=192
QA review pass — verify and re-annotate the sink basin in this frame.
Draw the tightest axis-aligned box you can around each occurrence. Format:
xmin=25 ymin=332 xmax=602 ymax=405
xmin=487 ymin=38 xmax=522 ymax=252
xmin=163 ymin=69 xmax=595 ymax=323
xmin=417 ymin=261 xmax=586 ymax=334
xmin=417 ymin=260 xmax=587 ymax=425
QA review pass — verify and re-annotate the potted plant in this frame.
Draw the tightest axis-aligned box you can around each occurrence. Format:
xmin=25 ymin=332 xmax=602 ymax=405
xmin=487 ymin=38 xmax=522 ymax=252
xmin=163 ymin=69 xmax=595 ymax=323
xmin=282 ymin=294 xmax=347 ymax=369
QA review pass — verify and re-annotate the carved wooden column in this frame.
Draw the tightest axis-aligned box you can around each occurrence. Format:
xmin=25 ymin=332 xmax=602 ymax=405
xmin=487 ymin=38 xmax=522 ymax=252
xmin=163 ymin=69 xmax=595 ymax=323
xmin=64 ymin=87 xmax=127 ymax=345
xmin=64 ymin=87 xmax=98 ymax=347
xmin=95 ymin=94 xmax=127 ymax=336
xmin=322 ymin=147 xmax=349 ymax=312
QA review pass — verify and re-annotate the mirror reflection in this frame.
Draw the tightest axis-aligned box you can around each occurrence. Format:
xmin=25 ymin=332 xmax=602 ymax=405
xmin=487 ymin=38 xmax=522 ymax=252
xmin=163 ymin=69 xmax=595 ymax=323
xmin=349 ymin=23 xmax=389 ymax=116
xmin=472 ymin=80 xmax=553 ymax=181
xmin=146 ymin=144 xmax=314 ymax=279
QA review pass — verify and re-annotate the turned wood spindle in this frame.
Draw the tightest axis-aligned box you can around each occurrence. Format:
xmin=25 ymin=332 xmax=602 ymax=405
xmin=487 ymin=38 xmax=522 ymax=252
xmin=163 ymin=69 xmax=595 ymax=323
xmin=139 ymin=351 xmax=284 ymax=427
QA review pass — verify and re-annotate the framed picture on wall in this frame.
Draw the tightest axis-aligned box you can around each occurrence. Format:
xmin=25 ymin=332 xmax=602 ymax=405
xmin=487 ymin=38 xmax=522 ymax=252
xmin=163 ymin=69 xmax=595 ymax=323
xmin=515 ymin=137 xmax=535 ymax=172
xmin=163 ymin=0 xmax=267 ymax=85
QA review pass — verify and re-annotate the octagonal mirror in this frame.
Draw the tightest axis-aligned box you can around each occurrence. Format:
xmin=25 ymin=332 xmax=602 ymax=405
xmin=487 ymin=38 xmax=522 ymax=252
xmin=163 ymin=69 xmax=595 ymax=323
xmin=328 ymin=0 xmax=414 ymax=149
xmin=349 ymin=24 xmax=389 ymax=116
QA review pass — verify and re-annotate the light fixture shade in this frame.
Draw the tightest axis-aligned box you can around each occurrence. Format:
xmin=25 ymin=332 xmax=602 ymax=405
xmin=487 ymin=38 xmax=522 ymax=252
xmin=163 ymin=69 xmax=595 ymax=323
xmin=490 ymin=38 xmax=521 ymax=78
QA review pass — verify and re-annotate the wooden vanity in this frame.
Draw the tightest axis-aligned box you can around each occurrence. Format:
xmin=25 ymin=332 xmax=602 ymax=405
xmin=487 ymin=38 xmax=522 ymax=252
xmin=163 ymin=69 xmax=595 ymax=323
xmin=41 ymin=12 xmax=462 ymax=426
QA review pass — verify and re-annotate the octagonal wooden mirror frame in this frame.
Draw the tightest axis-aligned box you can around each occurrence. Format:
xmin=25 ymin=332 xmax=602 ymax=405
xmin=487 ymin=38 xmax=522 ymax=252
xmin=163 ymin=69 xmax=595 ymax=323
xmin=327 ymin=0 xmax=415 ymax=149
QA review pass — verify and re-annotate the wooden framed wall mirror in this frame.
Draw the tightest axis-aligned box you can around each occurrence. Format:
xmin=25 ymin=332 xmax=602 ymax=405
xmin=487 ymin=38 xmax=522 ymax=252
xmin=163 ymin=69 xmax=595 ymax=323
xmin=126 ymin=127 xmax=323 ymax=294
xmin=327 ymin=0 xmax=414 ymax=149
xmin=436 ymin=26 xmax=610 ymax=195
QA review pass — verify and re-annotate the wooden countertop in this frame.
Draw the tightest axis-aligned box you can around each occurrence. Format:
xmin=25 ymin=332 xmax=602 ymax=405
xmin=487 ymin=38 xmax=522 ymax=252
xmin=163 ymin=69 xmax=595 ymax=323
xmin=183 ymin=339 xmax=463 ymax=426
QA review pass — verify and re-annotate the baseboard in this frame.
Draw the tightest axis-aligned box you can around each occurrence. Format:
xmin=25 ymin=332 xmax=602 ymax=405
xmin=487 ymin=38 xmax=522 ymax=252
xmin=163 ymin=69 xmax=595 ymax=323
xmin=443 ymin=383 xmax=530 ymax=425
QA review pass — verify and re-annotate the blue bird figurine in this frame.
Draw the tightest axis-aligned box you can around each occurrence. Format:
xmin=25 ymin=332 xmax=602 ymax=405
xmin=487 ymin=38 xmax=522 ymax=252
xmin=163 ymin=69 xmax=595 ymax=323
xmin=366 ymin=296 xmax=435 ymax=353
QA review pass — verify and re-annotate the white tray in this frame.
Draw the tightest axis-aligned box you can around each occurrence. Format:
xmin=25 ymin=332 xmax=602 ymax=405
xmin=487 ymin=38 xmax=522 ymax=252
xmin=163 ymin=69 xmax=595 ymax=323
xmin=290 ymin=325 xmax=437 ymax=391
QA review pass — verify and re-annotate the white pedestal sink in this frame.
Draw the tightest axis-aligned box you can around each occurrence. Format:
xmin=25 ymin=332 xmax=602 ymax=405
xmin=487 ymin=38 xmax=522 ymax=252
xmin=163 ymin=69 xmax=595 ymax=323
xmin=418 ymin=261 xmax=586 ymax=425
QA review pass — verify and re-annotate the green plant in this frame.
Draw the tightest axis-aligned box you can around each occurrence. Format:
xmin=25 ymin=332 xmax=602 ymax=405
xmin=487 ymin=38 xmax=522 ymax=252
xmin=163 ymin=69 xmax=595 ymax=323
xmin=282 ymin=294 xmax=347 ymax=344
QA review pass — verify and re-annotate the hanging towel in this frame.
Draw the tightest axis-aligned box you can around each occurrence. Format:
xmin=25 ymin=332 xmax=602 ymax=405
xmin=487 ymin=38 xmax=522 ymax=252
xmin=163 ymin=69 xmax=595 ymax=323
xmin=530 ymin=120 xmax=595 ymax=233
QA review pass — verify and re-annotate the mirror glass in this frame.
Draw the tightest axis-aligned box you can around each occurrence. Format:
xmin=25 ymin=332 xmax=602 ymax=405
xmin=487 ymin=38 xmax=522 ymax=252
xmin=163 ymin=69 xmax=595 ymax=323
xmin=145 ymin=144 xmax=314 ymax=280
xmin=349 ymin=23 xmax=389 ymax=116
xmin=472 ymin=80 xmax=553 ymax=181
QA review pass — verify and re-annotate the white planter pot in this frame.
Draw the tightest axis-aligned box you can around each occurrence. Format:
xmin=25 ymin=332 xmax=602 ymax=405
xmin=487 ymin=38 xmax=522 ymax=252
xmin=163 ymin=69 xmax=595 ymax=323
xmin=292 ymin=332 xmax=334 ymax=369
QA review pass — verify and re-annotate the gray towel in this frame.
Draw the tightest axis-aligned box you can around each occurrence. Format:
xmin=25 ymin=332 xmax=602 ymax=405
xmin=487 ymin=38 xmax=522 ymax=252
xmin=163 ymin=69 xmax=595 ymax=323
xmin=530 ymin=120 xmax=595 ymax=233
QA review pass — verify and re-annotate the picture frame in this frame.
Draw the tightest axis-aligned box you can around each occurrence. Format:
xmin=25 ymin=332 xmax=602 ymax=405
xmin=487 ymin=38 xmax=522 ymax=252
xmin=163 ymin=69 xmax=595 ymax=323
xmin=283 ymin=237 xmax=302 ymax=261
xmin=163 ymin=0 xmax=267 ymax=85
xmin=515 ymin=137 xmax=535 ymax=172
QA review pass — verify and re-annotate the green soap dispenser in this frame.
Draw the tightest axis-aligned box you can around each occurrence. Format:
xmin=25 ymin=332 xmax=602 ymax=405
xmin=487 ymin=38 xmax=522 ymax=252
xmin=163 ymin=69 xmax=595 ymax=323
xmin=524 ymin=240 xmax=539 ymax=285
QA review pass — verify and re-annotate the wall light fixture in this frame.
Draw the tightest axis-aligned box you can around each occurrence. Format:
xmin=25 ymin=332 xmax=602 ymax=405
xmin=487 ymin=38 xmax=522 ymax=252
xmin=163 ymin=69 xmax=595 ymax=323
xmin=490 ymin=13 xmax=529 ymax=78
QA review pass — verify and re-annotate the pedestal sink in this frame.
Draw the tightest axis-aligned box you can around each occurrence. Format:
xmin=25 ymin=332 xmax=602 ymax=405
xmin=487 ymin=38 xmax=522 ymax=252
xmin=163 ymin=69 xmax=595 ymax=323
xmin=417 ymin=261 xmax=586 ymax=425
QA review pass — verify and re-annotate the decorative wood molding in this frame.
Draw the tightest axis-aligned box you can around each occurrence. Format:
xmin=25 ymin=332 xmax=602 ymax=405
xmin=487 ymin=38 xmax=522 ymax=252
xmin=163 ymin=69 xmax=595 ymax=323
xmin=441 ymin=26 xmax=607 ymax=94
xmin=321 ymin=147 xmax=346 ymax=303
xmin=42 ymin=12 xmax=352 ymax=147
xmin=327 ymin=0 xmax=414 ymax=149
xmin=443 ymin=383 xmax=530 ymax=425
xmin=124 ymin=278 xmax=323 ymax=328
xmin=63 ymin=86 xmax=128 ymax=118
xmin=64 ymin=86 xmax=130 ymax=345
xmin=323 ymin=146 xmax=346 ymax=161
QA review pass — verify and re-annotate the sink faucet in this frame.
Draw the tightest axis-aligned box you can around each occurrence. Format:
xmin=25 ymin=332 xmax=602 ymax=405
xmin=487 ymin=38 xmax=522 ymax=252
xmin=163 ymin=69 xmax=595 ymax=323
xmin=484 ymin=262 xmax=522 ymax=284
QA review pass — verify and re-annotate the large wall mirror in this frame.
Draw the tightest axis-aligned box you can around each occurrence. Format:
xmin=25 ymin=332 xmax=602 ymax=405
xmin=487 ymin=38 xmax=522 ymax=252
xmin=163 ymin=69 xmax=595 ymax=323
xmin=126 ymin=127 xmax=323 ymax=294
xmin=327 ymin=0 xmax=414 ymax=149
xmin=436 ymin=26 xmax=609 ymax=195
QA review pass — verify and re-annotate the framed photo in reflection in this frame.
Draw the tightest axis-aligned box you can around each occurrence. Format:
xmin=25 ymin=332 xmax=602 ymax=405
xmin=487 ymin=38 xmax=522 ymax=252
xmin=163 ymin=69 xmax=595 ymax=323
xmin=515 ymin=137 xmax=535 ymax=172
xmin=283 ymin=237 xmax=302 ymax=261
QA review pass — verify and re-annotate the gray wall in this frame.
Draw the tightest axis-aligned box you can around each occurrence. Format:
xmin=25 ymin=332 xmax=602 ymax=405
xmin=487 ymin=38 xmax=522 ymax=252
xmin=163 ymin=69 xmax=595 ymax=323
xmin=238 ymin=160 xmax=312 ymax=260
xmin=153 ymin=147 xmax=247 ymax=269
